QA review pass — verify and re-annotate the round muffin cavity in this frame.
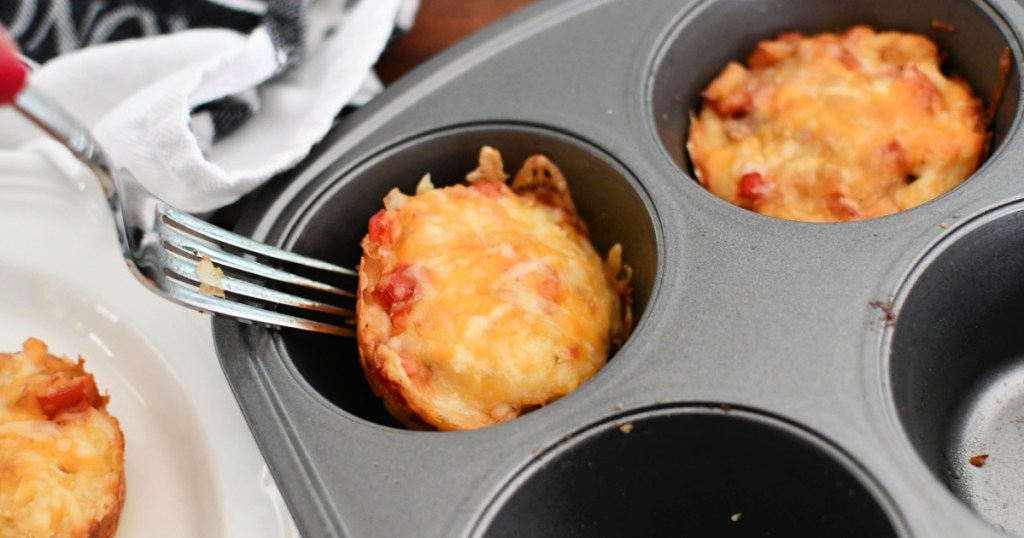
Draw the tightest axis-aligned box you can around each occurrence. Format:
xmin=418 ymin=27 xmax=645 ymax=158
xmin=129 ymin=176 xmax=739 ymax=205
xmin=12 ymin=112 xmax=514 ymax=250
xmin=889 ymin=203 xmax=1024 ymax=535
xmin=475 ymin=406 xmax=904 ymax=537
xmin=357 ymin=147 xmax=632 ymax=430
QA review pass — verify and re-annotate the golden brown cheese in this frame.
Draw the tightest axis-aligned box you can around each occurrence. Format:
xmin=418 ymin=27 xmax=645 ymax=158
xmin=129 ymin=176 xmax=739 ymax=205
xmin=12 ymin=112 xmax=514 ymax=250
xmin=687 ymin=26 xmax=986 ymax=222
xmin=0 ymin=338 xmax=125 ymax=538
xmin=357 ymin=147 xmax=632 ymax=430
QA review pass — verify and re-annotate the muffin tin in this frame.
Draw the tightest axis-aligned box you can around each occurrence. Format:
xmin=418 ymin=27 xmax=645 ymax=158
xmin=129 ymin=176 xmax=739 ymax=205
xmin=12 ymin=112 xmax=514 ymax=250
xmin=212 ymin=0 xmax=1024 ymax=536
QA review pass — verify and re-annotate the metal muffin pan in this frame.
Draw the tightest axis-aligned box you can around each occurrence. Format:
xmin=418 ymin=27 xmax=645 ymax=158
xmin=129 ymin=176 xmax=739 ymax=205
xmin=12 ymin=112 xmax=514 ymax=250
xmin=212 ymin=0 xmax=1024 ymax=536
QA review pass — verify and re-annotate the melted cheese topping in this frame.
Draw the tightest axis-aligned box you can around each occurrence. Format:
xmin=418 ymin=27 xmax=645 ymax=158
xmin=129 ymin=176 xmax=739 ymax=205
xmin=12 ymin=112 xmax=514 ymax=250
xmin=0 ymin=339 xmax=125 ymax=538
xmin=687 ymin=26 xmax=986 ymax=222
xmin=358 ymin=149 xmax=627 ymax=430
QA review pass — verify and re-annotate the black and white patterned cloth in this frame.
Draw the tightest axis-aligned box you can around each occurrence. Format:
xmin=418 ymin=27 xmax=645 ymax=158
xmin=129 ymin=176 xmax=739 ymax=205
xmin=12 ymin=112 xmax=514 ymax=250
xmin=4 ymin=1 xmax=264 ymax=63
xmin=0 ymin=0 xmax=417 ymax=212
xmin=2 ymin=1 xmax=417 ymax=64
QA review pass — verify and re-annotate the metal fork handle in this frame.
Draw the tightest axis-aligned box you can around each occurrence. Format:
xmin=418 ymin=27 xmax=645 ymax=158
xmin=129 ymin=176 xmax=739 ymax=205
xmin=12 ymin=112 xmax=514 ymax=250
xmin=4 ymin=50 xmax=117 ymax=201
xmin=14 ymin=86 xmax=117 ymax=200
xmin=14 ymin=82 xmax=150 ymax=273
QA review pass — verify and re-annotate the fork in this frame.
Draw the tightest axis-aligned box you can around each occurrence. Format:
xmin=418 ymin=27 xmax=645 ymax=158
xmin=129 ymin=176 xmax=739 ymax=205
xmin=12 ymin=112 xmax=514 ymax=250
xmin=0 ymin=29 xmax=358 ymax=337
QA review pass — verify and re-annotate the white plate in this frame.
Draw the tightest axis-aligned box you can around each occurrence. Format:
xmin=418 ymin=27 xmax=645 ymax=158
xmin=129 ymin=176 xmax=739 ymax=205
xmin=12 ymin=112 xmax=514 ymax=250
xmin=0 ymin=145 xmax=299 ymax=538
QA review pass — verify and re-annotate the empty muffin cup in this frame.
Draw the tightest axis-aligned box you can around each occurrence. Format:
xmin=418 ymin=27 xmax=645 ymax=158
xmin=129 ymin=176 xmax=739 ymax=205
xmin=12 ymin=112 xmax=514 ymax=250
xmin=265 ymin=125 xmax=659 ymax=428
xmin=890 ymin=202 xmax=1024 ymax=535
xmin=474 ymin=406 xmax=903 ymax=537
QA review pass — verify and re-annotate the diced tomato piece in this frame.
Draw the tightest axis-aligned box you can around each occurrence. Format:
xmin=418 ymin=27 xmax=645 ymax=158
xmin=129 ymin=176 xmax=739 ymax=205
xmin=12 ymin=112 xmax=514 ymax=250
xmin=368 ymin=209 xmax=392 ymax=244
xmin=36 ymin=374 xmax=103 ymax=420
xmin=0 ymin=25 xmax=27 ymax=106
xmin=373 ymin=264 xmax=416 ymax=313
xmin=738 ymin=172 xmax=767 ymax=200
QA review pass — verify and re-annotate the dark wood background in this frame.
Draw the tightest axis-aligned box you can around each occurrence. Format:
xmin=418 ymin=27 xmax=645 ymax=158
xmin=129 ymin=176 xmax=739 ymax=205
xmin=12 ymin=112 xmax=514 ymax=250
xmin=375 ymin=0 xmax=537 ymax=85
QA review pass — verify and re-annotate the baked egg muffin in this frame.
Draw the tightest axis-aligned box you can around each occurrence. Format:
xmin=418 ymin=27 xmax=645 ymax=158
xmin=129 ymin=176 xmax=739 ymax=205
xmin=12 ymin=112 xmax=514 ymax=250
xmin=357 ymin=147 xmax=632 ymax=430
xmin=688 ymin=25 xmax=986 ymax=222
xmin=0 ymin=338 xmax=126 ymax=538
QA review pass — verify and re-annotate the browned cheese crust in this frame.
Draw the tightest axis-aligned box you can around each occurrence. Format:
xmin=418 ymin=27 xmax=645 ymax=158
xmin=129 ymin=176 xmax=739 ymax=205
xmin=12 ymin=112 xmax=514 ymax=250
xmin=357 ymin=147 xmax=632 ymax=430
xmin=0 ymin=338 xmax=126 ymax=538
xmin=688 ymin=26 xmax=986 ymax=222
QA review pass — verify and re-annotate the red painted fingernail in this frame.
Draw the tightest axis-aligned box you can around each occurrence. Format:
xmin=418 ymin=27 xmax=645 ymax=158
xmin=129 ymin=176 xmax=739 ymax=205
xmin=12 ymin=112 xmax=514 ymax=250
xmin=0 ymin=24 xmax=28 ymax=105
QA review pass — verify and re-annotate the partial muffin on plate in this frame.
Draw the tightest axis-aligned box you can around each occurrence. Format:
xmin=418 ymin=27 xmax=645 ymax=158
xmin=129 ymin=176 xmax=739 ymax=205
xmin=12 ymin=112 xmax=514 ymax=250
xmin=688 ymin=25 xmax=987 ymax=222
xmin=357 ymin=146 xmax=632 ymax=430
xmin=0 ymin=338 xmax=126 ymax=538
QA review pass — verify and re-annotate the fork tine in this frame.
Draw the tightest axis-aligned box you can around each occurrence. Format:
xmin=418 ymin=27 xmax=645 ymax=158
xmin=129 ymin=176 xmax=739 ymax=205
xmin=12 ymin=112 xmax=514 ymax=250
xmin=163 ymin=208 xmax=357 ymax=277
xmin=160 ymin=253 xmax=356 ymax=317
xmin=161 ymin=223 xmax=357 ymax=299
xmin=161 ymin=278 xmax=356 ymax=337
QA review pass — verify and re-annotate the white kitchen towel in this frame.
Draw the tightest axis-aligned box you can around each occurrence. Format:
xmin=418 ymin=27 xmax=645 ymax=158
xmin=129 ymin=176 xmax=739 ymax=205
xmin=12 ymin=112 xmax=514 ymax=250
xmin=0 ymin=0 xmax=417 ymax=212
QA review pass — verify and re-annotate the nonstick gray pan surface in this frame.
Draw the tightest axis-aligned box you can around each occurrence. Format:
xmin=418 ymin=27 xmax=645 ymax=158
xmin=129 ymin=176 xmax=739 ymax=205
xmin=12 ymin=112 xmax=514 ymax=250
xmin=214 ymin=0 xmax=1024 ymax=536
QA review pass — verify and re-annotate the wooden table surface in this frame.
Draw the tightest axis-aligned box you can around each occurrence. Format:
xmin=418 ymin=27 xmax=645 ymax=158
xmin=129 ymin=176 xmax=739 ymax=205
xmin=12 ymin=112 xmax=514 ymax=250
xmin=375 ymin=0 xmax=537 ymax=85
